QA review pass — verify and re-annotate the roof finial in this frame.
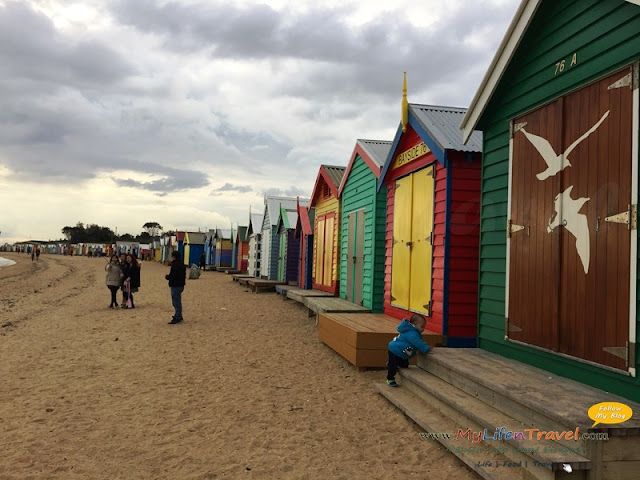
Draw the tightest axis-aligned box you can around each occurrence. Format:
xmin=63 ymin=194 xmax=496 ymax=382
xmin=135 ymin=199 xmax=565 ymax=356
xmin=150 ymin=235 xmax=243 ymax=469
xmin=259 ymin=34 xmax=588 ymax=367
xmin=401 ymin=72 xmax=408 ymax=132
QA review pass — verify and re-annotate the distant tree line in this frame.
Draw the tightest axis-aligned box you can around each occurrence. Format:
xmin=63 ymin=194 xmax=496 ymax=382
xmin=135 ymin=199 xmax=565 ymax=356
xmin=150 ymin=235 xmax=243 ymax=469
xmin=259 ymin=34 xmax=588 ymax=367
xmin=60 ymin=221 xmax=165 ymax=244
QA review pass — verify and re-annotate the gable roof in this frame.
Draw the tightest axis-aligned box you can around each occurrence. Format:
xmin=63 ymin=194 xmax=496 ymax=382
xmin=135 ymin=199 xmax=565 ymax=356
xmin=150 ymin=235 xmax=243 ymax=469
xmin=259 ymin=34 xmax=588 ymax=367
xmin=310 ymin=164 xmax=346 ymax=205
xmin=236 ymin=226 xmax=248 ymax=242
xmin=460 ymin=0 xmax=640 ymax=142
xmin=338 ymin=139 xmax=391 ymax=197
xmin=213 ymin=228 xmax=231 ymax=240
xmin=276 ymin=206 xmax=299 ymax=231
xmin=185 ymin=232 xmax=206 ymax=244
xmin=378 ymin=104 xmax=482 ymax=189
xmin=247 ymin=213 xmax=264 ymax=235
xmin=263 ymin=196 xmax=309 ymax=227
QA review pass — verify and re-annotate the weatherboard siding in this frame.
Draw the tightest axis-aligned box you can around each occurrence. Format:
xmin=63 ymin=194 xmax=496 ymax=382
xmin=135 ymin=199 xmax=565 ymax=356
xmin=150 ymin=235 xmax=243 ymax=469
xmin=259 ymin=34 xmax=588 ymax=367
xmin=476 ymin=0 xmax=640 ymax=399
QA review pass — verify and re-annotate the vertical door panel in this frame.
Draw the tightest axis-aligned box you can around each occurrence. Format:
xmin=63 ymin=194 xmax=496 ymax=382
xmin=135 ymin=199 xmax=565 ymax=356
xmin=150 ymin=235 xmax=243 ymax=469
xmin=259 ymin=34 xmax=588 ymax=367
xmin=314 ymin=217 xmax=325 ymax=284
xmin=409 ymin=167 xmax=434 ymax=314
xmin=391 ymin=175 xmax=412 ymax=309
xmin=323 ymin=215 xmax=335 ymax=286
xmin=347 ymin=212 xmax=355 ymax=302
xmin=355 ymin=210 xmax=365 ymax=305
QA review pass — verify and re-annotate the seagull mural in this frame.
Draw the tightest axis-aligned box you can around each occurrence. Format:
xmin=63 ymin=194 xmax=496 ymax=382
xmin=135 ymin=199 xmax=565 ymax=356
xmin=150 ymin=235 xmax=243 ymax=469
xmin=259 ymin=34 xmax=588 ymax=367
xmin=547 ymin=186 xmax=591 ymax=273
xmin=519 ymin=110 xmax=610 ymax=181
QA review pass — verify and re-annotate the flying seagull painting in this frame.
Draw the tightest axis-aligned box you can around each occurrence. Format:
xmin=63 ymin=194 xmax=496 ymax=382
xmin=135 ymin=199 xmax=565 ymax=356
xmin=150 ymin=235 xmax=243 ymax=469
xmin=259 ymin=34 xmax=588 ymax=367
xmin=519 ymin=110 xmax=610 ymax=181
xmin=547 ymin=186 xmax=591 ymax=274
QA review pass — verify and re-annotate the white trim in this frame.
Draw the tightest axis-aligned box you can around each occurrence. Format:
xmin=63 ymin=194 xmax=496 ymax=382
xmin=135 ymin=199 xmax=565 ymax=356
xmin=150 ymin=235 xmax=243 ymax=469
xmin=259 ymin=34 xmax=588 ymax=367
xmin=629 ymin=67 xmax=639 ymax=377
xmin=504 ymin=134 xmax=515 ymax=338
xmin=460 ymin=0 xmax=640 ymax=143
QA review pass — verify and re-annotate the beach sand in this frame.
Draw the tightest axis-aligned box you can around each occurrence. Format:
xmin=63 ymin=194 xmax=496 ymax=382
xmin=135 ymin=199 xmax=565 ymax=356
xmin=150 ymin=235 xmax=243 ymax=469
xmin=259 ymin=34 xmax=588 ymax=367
xmin=0 ymin=253 xmax=475 ymax=479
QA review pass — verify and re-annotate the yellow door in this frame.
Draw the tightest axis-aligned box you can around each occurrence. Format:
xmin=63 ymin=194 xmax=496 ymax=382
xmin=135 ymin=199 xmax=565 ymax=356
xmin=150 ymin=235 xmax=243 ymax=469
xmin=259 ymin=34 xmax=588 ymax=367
xmin=323 ymin=215 xmax=335 ymax=286
xmin=391 ymin=167 xmax=434 ymax=315
xmin=314 ymin=216 xmax=326 ymax=284
xmin=409 ymin=167 xmax=433 ymax=314
xmin=391 ymin=175 xmax=413 ymax=309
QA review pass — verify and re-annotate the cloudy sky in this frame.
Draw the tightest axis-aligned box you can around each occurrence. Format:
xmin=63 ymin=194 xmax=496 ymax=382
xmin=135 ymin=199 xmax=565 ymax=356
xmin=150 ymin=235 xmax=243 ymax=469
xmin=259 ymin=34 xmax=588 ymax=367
xmin=0 ymin=0 xmax=519 ymax=243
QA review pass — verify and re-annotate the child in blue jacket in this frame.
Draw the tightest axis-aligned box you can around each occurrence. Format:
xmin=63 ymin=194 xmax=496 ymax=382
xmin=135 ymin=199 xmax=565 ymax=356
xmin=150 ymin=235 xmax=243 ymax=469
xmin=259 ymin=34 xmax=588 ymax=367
xmin=387 ymin=313 xmax=431 ymax=387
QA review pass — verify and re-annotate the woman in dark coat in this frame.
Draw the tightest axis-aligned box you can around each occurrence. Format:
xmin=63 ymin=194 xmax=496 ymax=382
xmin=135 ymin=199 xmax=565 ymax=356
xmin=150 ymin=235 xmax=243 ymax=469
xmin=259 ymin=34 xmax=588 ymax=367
xmin=121 ymin=254 xmax=141 ymax=308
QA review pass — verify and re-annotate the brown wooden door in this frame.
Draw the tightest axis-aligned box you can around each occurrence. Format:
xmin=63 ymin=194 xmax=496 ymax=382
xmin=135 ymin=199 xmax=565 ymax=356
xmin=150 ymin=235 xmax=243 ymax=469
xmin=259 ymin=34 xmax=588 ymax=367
xmin=508 ymin=99 xmax=562 ymax=351
xmin=508 ymin=66 xmax=634 ymax=370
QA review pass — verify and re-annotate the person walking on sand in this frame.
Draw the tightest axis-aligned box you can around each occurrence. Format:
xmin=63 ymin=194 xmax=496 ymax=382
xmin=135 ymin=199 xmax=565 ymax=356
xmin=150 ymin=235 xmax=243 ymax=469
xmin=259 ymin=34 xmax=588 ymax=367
xmin=35 ymin=248 xmax=41 ymax=261
xmin=166 ymin=251 xmax=186 ymax=324
xmin=105 ymin=255 xmax=123 ymax=308
xmin=121 ymin=254 xmax=141 ymax=309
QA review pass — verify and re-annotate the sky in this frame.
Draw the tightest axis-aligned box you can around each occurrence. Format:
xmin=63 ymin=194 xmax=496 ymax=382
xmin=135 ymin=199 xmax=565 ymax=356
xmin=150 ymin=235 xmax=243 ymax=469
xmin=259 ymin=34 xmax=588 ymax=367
xmin=0 ymin=0 xmax=520 ymax=244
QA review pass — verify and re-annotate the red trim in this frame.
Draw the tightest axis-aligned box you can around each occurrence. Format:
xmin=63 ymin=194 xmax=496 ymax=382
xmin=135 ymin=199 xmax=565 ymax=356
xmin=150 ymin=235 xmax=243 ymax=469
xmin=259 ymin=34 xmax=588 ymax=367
xmin=296 ymin=204 xmax=312 ymax=236
xmin=309 ymin=166 xmax=341 ymax=206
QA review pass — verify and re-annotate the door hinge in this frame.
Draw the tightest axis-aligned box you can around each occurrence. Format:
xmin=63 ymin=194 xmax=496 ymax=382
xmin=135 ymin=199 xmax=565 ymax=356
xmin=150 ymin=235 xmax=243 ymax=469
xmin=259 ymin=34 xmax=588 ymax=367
xmin=507 ymin=219 xmax=525 ymax=238
xmin=603 ymin=341 xmax=635 ymax=367
xmin=425 ymin=234 xmax=432 ymax=245
xmin=634 ymin=62 xmax=639 ymax=90
xmin=392 ymin=237 xmax=399 ymax=245
xmin=423 ymin=300 xmax=432 ymax=315
xmin=390 ymin=295 xmax=396 ymax=302
xmin=608 ymin=73 xmax=631 ymax=90
xmin=510 ymin=122 xmax=527 ymax=138
xmin=505 ymin=317 xmax=523 ymax=337
xmin=604 ymin=204 xmax=637 ymax=230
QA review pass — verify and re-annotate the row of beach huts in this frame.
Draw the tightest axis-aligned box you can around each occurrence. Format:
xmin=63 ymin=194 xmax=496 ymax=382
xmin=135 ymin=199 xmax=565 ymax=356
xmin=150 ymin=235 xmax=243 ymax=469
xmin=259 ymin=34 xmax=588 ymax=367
xmin=7 ymin=2 xmax=640 ymax=476
xmin=176 ymin=2 xmax=640 ymax=477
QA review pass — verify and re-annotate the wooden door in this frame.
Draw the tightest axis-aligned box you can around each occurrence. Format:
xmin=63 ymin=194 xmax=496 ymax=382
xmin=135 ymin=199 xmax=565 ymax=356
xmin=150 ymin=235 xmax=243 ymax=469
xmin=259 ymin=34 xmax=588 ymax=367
xmin=391 ymin=168 xmax=434 ymax=315
xmin=314 ymin=216 xmax=326 ymax=285
xmin=278 ymin=233 xmax=286 ymax=282
xmin=508 ymin=99 xmax=562 ymax=350
xmin=509 ymin=66 xmax=634 ymax=370
xmin=346 ymin=210 xmax=365 ymax=305
xmin=409 ymin=167 xmax=434 ymax=314
xmin=323 ymin=214 xmax=335 ymax=286
xmin=391 ymin=175 xmax=412 ymax=309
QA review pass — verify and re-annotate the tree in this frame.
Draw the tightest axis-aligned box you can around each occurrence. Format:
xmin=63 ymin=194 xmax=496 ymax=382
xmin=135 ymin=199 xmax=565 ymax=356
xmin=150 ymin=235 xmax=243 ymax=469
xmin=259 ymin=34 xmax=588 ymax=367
xmin=143 ymin=222 xmax=163 ymax=238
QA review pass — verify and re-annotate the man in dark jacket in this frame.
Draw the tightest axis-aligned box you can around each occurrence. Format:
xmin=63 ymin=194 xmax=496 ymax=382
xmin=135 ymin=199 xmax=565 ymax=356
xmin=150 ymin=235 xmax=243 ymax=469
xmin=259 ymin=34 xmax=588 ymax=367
xmin=166 ymin=251 xmax=187 ymax=324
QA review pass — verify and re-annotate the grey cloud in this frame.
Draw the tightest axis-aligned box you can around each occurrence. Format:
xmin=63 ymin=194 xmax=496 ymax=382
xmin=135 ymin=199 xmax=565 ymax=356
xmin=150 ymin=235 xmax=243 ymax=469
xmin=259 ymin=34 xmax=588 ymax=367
xmin=213 ymin=183 xmax=253 ymax=193
xmin=111 ymin=0 xmax=517 ymax=104
xmin=111 ymin=168 xmax=209 ymax=193
xmin=0 ymin=2 xmax=135 ymax=90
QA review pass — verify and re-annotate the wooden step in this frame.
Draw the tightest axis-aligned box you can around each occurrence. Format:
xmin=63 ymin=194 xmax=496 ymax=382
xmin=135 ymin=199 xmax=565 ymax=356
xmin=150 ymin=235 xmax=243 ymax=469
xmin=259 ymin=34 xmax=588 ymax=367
xmin=417 ymin=350 xmax=640 ymax=447
xmin=375 ymin=383 xmax=533 ymax=480
xmin=397 ymin=367 xmax=591 ymax=479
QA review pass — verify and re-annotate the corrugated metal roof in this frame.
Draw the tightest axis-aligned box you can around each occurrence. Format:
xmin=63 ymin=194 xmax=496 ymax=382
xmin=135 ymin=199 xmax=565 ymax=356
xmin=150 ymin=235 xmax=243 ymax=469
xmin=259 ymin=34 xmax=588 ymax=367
xmin=410 ymin=104 xmax=483 ymax=153
xmin=358 ymin=139 xmax=392 ymax=167
xmin=286 ymin=210 xmax=298 ymax=229
xmin=322 ymin=165 xmax=346 ymax=190
xmin=265 ymin=196 xmax=309 ymax=226
xmin=214 ymin=228 xmax=231 ymax=240
xmin=186 ymin=232 xmax=206 ymax=244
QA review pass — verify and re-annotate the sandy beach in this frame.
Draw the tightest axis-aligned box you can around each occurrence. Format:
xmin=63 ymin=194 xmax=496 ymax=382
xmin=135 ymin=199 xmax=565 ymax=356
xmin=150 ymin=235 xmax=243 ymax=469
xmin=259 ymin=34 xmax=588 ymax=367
xmin=0 ymin=253 xmax=474 ymax=479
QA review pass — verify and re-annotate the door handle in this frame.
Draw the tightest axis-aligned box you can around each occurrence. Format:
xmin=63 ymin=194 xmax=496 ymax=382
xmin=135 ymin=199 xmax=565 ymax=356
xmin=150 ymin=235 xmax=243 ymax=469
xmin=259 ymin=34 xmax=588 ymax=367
xmin=406 ymin=241 xmax=412 ymax=248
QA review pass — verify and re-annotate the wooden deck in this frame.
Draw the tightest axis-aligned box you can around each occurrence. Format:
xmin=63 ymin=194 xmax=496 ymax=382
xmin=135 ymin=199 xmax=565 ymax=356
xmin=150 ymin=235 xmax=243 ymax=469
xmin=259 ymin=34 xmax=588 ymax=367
xmin=215 ymin=266 xmax=234 ymax=272
xmin=317 ymin=313 xmax=441 ymax=368
xmin=237 ymin=277 xmax=253 ymax=286
xmin=247 ymin=278 xmax=286 ymax=293
xmin=224 ymin=269 xmax=246 ymax=275
xmin=304 ymin=296 xmax=370 ymax=315
xmin=286 ymin=288 xmax=334 ymax=304
xmin=231 ymin=274 xmax=254 ymax=282
xmin=275 ymin=284 xmax=301 ymax=297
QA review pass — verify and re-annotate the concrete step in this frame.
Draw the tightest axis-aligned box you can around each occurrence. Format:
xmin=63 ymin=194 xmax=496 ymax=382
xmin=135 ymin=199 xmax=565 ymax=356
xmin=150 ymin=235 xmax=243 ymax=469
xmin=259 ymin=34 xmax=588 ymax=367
xmin=397 ymin=367 xmax=591 ymax=479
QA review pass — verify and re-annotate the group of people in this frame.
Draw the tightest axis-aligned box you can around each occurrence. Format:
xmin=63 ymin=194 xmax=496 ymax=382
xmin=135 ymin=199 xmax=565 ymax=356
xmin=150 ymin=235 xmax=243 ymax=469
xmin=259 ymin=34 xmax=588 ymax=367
xmin=31 ymin=248 xmax=41 ymax=261
xmin=104 ymin=253 xmax=141 ymax=309
xmin=104 ymin=250 xmax=186 ymax=324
